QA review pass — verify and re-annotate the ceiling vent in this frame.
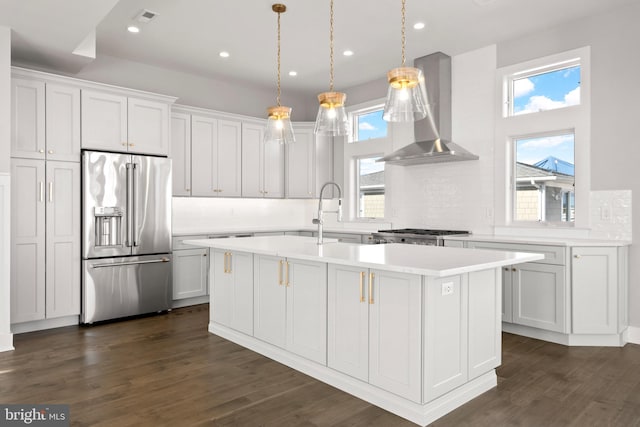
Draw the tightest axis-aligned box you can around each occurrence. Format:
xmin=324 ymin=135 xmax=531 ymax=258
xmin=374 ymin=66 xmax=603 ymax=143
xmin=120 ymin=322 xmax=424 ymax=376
xmin=134 ymin=9 xmax=158 ymax=23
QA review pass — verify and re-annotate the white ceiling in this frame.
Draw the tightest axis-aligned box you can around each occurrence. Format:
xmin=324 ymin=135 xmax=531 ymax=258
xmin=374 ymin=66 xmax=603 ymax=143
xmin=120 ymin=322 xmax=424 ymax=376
xmin=1 ymin=0 xmax=636 ymax=95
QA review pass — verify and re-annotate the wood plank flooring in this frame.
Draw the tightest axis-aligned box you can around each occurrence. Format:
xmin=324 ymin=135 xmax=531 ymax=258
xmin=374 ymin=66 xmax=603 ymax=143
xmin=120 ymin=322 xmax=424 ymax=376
xmin=1 ymin=304 xmax=639 ymax=426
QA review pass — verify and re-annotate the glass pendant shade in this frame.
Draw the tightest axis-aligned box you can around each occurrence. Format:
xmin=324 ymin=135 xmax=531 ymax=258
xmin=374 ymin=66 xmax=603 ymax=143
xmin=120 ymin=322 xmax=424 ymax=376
xmin=383 ymin=66 xmax=428 ymax=122
xmin=314 ymin=91 xmax=350 ymax=136
xmin=265 ymin=106 xmax=295 ymax=144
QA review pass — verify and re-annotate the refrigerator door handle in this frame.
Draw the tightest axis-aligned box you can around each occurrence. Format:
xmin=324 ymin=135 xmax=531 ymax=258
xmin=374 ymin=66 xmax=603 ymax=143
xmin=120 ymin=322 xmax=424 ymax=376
xmin=132 ymin=162 xmax=139 ymax=247
xmin=126 ymin=163 xmax=133 ymax=247
xmin=90 ymin=257 xmax=171 ymax=269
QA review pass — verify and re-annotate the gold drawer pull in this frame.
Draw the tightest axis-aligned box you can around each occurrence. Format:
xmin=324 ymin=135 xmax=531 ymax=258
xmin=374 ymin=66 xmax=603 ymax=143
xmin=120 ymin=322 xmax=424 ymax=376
xmin=359 ymin=272 xmax=365 ymax=302
xmin=285 ymin=261 xmax=290 ymax=287
xmin=278 ymin=260 xmax=283 ymax=285
xmin=368 ymin=272 xmax=374 ymax=304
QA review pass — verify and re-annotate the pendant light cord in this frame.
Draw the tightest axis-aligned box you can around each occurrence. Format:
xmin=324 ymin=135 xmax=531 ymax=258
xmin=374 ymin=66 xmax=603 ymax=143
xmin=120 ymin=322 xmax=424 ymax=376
xmin=276 ymin=10 xmax=282 ymax=107
xmin=401 ymin=0 xmax=406 ymax=67
xmin=329 ymin=0 xmax=335 ymax=92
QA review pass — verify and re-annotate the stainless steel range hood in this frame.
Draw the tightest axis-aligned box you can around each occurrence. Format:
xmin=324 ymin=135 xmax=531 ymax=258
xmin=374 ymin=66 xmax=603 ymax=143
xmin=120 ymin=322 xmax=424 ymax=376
xmin=380 ymin=52 xmax=479 ymax=166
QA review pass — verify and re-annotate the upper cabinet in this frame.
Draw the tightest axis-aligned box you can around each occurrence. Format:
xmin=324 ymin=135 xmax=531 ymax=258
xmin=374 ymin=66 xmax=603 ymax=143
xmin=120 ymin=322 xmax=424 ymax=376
xmin=11 ymin=77 xmax=81 ymax=161
xmin=170 ymin=112 xmax=192 ymax=196
xmin=81 ymin=90 xmax=170 ymax=155
xmin=242 ymin=121 xmax=284 ymax=198
xmin=286 ymin=123 xmax=315 ymax=198
xmin=191 ymin=115 xmax=242 ymax=197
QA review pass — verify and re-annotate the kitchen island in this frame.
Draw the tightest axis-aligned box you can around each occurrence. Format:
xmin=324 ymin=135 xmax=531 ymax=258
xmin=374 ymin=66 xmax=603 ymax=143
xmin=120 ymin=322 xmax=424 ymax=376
xmin=184 ymin=235 xmax=543 ymax=426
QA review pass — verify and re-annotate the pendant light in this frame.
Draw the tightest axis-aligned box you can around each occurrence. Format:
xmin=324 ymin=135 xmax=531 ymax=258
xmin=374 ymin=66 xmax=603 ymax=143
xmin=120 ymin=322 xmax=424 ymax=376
xmin=314 ymin=0 xmax=349 ymax=136
xmin=382 ymin=0 xmax=428 ymax=122
xmin=265 ymin=4 xmax=295 ymax=144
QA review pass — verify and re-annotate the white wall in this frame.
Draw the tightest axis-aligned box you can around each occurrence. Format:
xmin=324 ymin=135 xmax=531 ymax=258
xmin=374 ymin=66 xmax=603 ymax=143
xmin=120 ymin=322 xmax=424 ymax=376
xmin=496 ymin=2 xmax=640 ymax=329
xmin=0 ymin=25 xmax=13 ymax=352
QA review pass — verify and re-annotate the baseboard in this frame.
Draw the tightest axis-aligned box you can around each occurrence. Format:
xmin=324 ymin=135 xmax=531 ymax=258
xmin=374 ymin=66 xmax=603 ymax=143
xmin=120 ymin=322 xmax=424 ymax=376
xmin=11 ymin=316 xmax=79 ymax=334
xmin=0 ymin=333 xmax=14 ymax=352
xmin=627 ymin=326 xmax=640 ymax=345
xmin=172 ymin=295 xmax=210 ymax=309
xmin=502 ymin=322 xmax=626 ymax=347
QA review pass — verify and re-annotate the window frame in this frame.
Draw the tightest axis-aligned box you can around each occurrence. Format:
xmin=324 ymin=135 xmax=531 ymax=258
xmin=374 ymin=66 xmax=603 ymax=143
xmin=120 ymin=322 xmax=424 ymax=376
xmin=355 ymin=155 xmax=385 ymax=220
xmin=349 ymin=102 xmax=389 ymax=143
xmin=494 ymin=46 xmax=590 ymax=231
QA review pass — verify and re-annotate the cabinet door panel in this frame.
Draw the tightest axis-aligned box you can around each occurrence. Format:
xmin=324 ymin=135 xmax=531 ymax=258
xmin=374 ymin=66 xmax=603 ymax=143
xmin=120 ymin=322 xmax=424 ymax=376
xmin=46 ymin=84 xmax=81 ymax=161
xmin=170 ymin=113 xmax=191 ymax=196
xmin=286 ymin=259 xmax=327 ymax=364
xmin=327 ymin=264 xmax=368 ymax=381
xmin=502 ymin=266 xmax=513 ymax=323
xmin=128 ymin=98 xmax=169 ymax=155
xmin=286 ymin=126 xmax=314 ymax=198
xmin=46 ymin=161 xmax=81 ymax=318
xmin=173 ymin=248 xmax=208 ymax=300
xmin=230 ymin=251 xmax=254 ymax=335
xmin=315 ymin=134 xmax=334 ymax=198
xmin=191 ymin=115 xmax=217 ymax=196
xmin=212 ymin=249 xmax=232 ymax=326
xmin=241 ymin=123 xmax=263 ymax=198
xmin=263 ymin=139 xmax=284 ymax=198
xmin=81 ymin=90 xmax=127 ymax=151
xmin=254 ymin=255 xmax=286 ymax=347
xmin=10 ymin=159 xmax=45 ymax=323
xmin=11 ymin=78 xmax=45 ymax=159
xmin=216 ymin=119 xmax=242 ymax=197
xmin=468 ymin=268 xmax=501 ymax=380
xmin=572 ymin=247 xmax=617 ymax=334
xmin=512 ymin=263 xmax=566 ymax=333
xmin=369 ymin=269 xmax=422 ymax=403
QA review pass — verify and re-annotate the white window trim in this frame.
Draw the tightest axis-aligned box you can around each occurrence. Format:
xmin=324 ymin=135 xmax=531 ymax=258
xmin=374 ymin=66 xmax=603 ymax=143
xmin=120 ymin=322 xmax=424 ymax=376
xmin=344 ymin=98 xmax=393 ymax=222
xmin=494 ymin=46 xmax=591 ymax=232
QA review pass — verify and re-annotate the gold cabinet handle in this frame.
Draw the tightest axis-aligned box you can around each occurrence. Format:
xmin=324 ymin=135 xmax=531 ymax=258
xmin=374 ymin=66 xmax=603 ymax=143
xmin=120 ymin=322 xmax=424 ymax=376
xmin=224 ymin=252 xmax=230 ymax=273
xmin=48 ymin=182 xmax=53 ymax=203
xmin=359 ymin=272 xmax=365 ymax=302
xmin=129 ymin=143 xmax=135 ymax=147
xmin=368 ymin=272 xmax=374 ymax=304
xmin=285 ymin=261 xmax=290 ymax=287
xmin=278 ymin=260 xmax=283 ymax=285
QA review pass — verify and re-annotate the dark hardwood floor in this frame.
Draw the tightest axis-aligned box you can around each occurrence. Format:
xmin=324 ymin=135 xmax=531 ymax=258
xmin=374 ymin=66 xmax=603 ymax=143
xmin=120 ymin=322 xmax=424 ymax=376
xmin=1 ymin=304 xmax=639 ymax=426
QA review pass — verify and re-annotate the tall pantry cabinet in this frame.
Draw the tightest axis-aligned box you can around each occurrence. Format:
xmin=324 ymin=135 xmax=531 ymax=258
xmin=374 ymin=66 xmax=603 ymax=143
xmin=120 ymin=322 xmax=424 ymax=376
xmin=10 ymin=75 xmax=81 ymax=325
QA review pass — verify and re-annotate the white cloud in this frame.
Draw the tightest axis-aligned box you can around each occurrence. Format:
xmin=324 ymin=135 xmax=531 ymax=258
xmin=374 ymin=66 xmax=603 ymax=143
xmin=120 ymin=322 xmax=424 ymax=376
xmin=519 ymin=134 xmax=573 ymax=149
xmin=513 ymin=78 xmax=535 ymax=98
xmin=359 ymin=122 xmax=376 ymax=131
xmin=515 ymin=85 xmax=580 ymax=115
xmin=564 ymin=86 xmax=580 ymax=106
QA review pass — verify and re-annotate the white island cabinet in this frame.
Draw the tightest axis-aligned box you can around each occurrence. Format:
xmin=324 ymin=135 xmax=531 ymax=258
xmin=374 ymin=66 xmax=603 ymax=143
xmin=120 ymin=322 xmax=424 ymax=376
xmin=184 ymin=235 xmax=542 ymax=426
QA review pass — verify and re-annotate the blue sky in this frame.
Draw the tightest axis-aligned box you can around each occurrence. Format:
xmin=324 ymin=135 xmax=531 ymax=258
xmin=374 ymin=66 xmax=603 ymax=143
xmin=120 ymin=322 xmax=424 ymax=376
xmin=513 ymin=65 xmax=580 ymax=114
xmin=516 ymin=134 xmax=575 ymax=167
xmin=357 ymin=109 xmax=387 ymax=140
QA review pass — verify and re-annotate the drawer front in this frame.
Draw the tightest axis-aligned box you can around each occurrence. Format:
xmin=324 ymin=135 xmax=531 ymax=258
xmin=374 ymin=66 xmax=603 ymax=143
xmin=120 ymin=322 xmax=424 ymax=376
xmin=466 ymin=241 xmax=565 ymax=265
xmin=173 ymin=234 xmax=209 ymax=250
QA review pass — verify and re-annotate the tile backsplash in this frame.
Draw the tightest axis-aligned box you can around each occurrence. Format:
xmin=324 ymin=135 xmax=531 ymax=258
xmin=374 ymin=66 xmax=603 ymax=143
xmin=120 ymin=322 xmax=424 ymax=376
xmin=589 ymin=190 xmax=632 ymax=240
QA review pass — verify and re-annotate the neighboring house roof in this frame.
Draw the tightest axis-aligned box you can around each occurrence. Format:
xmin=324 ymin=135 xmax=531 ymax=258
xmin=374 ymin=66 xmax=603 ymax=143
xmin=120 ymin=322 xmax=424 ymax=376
xmin=533 ymin=156 xmax=574 ymax=176
xmin=516 ymin=162 xmax=574 ymax=190
xmin=360 ymin=170 xmax=384 ymax=188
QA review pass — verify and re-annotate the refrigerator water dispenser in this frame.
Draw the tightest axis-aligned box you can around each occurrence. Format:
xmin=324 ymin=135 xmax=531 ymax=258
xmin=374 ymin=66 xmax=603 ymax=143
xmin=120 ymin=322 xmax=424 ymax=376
xmin=94 ymin=207 xmax=123 ymax=247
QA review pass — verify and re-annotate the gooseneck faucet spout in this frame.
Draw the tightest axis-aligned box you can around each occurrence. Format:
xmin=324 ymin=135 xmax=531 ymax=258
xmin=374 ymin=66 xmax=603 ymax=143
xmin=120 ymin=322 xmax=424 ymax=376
xmin=313 ymin=181 xmax=343 ymax=245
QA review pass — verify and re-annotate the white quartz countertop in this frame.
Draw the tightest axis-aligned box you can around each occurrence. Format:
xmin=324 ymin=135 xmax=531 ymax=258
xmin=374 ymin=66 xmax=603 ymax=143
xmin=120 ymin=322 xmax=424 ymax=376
xmin=184 ymin=235 xmax=544 ymax=277
xmin=173 ymin=225 xmax=377 ymax=236
xmin=445 ymin=234 xmax=631 ymax=247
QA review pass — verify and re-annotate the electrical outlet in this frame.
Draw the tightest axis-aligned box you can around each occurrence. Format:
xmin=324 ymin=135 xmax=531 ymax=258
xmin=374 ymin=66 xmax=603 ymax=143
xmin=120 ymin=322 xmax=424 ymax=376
xmin=441 ymin=282 xmax=454 ymax=296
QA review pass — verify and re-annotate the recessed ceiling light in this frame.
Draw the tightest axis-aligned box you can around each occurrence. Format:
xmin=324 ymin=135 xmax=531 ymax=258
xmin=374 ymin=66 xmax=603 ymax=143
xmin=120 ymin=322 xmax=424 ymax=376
xmin=343 ymin=50 xmax=354 ymax=57
xmin=127 ymin=25 xmax=140 ymax=33
xmin=219 ymin=51 xmax=230 ymax=58
xmin=413 ymin=22 xmax=425 ymax=30
xmin=288 ymin=71 xmax=297 ymax=77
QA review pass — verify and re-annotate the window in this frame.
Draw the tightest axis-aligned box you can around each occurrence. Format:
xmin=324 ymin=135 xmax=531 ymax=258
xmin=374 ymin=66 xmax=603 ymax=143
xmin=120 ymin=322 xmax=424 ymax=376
xmin=351 ymin=107 xmax=388 ymax=142
xmin=357 ymin=157 xmax=385 ymax=219
xmin=514 ymin=132 xmax=575 ymax=222
xmin=494 ymin=46 xmax=590 ymax=229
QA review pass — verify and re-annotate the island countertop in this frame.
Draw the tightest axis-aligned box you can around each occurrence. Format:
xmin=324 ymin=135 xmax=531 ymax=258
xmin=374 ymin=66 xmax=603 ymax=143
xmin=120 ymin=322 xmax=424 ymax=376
xmin=184 ymin=235 xmax=544 ymax=277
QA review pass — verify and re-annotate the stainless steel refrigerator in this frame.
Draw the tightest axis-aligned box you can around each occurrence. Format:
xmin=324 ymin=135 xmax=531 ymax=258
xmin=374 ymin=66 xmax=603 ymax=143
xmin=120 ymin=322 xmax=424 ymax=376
xmin=81 ymin=150 xmax=172 ymax=323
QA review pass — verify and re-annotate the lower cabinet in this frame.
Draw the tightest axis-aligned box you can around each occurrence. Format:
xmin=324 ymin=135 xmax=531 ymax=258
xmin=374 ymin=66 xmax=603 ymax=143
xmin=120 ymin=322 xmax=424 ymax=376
xmin=212 ymin=250 xmax=254 ymax=335
xmin=173 ymin=248 xmax=208 ymax=300
xmin=327 ymin=264 xmax=422 ymax=403
xmin=254 ymin=255 xmax=327 ymax=364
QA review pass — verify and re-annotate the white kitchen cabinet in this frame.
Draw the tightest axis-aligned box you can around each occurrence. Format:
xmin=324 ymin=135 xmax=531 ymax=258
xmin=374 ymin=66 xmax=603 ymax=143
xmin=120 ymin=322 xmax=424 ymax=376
xmin=315 ymin=134 xmax=335 ymax=197
xmin=571 ymin=247 xmax=621 ymax=334
xmin=170 ymin=112 xmax=192 ymax=196
xmin=173 ymin=248 xmax=208 ymax=300
xmin=254 ymin=254 xmax=327 ymax=364
xmin=315 ymin=232 xmax=363 ymax=244
xmin=11 ymin=158 xmax=80 ymax=323
xmin=11 ymin=79 xmax=80 ymax=162
xmin=499 ymin=266 xmax=513 ymax=323
xmin=191 ymin=115 xmax=242 ymax=197
xmin=328 ymin=264 xmax=422 ymax=402
xmin=286 ymin=123 xmax=315 ymax=198
xmin=81 ymin=90 xmax=170 ymax=155
xmin=242 ymin=121 xmax=284 ymax=198
xmin=212 ymin=250 xmax=254 ymax=335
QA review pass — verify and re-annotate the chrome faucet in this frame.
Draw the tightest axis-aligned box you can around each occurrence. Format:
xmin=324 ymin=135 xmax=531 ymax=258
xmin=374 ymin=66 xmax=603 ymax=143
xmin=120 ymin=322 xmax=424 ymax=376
xmin=313 ymin=181 xmax=343 ymax=245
